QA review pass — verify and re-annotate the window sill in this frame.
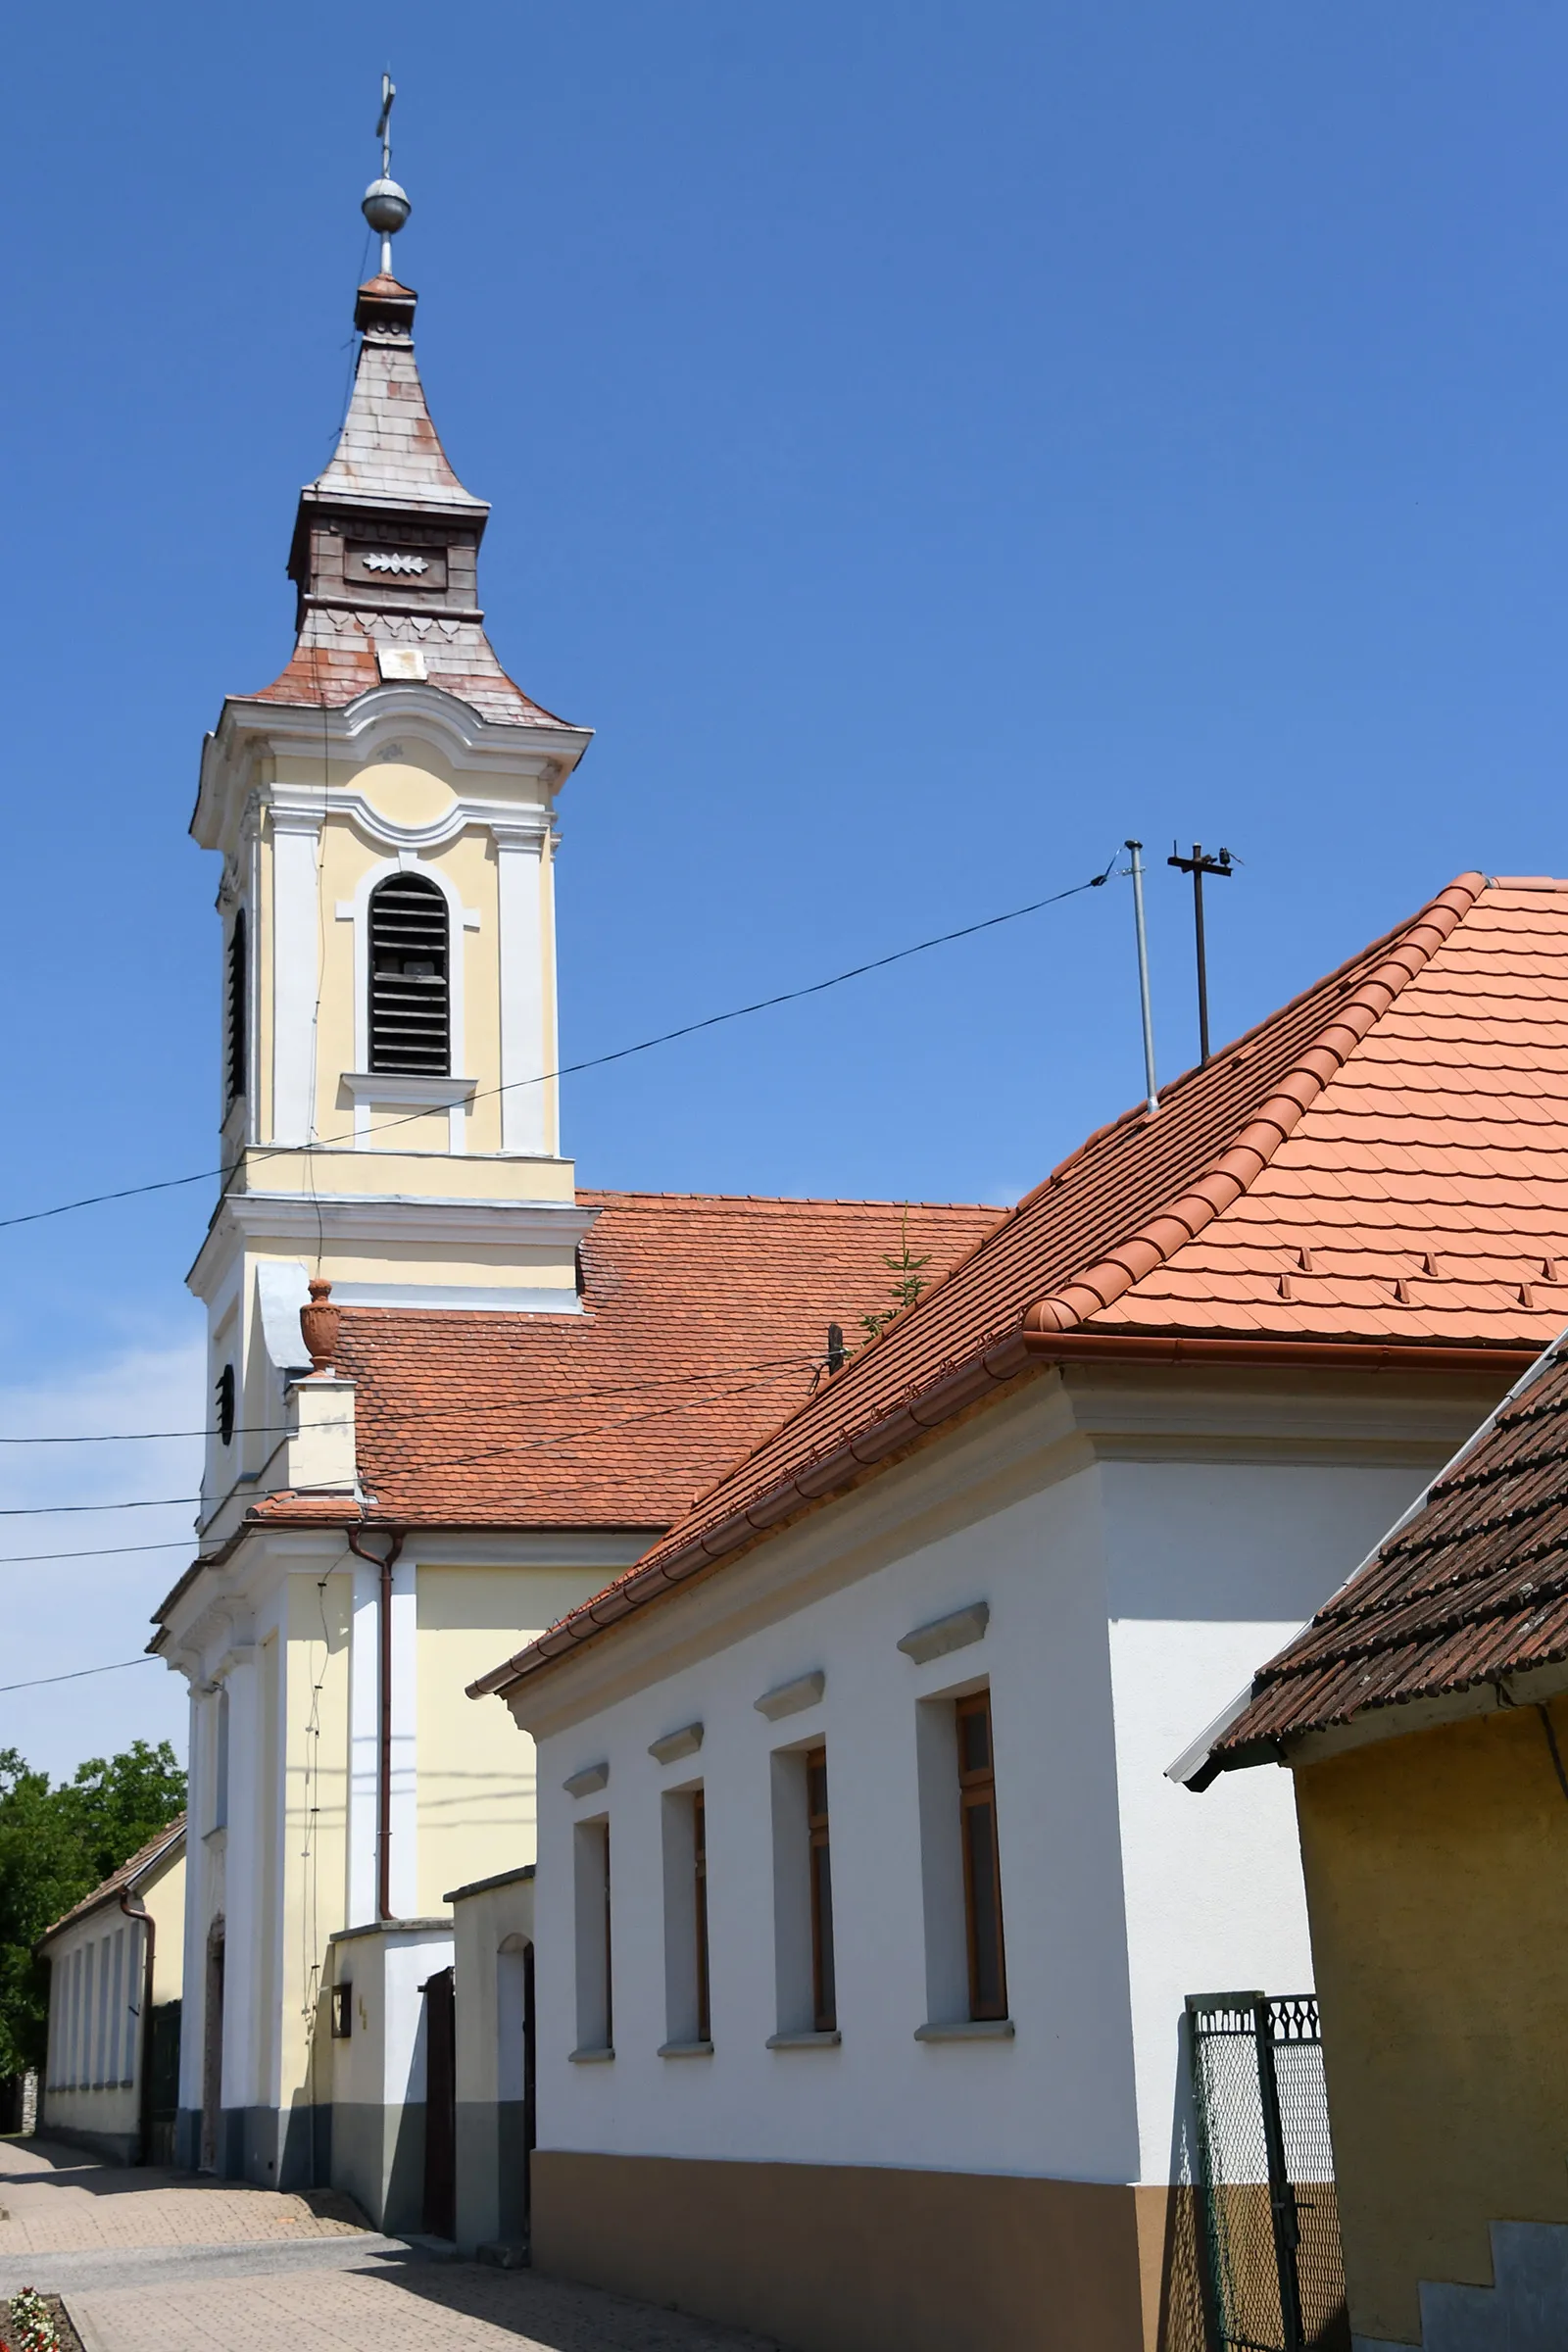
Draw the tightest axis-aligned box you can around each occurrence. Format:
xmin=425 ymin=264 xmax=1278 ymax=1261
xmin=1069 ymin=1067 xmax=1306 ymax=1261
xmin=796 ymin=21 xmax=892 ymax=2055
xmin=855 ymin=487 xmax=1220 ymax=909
xmin=765 ymin=2031 xmax=842 ymax=2051
xmin=657 ymin=2039 xmax=714 ymax=2060
xmin=914 ymin=2018 xmax=1015 ymax=2043
xmin=342 ymin=1071 xmax=477 ymax=1106
xmin=567 ymin=2044 xmax=614 ymax=2065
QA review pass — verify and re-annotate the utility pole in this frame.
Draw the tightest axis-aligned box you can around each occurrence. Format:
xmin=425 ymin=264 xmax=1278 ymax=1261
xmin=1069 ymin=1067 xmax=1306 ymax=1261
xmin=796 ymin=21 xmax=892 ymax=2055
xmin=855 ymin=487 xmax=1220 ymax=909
xmin=1167 ymin=844 xmax=1234 ymax=1065
xmin=1124 ymin=841 xmax=1158 ymax=1115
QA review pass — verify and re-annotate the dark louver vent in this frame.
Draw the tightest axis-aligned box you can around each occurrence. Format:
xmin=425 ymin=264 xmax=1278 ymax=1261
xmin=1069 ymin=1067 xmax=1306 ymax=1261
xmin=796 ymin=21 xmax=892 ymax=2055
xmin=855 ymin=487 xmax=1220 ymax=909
xmin=369 ymin=873 xmax=450 ymax=1074
xmin=226 ymin=908 xmax=247 ymax=1105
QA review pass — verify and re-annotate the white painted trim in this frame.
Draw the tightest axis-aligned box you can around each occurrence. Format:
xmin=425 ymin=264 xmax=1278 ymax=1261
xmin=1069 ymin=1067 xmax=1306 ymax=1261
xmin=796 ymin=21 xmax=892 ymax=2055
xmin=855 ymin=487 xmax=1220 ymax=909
xmin=187 ymin=1189 xmax=596 ymax=1303
xmin=389 ymin=1557 xmax=418 ymax=1919
xmin=344 ymin=855 xmax=471 ymax=1149
xmin=330 ymin=1282 xmax=581 ymax=1314
xmin=494 ymin=822 xmax=548 ymax=1156
xmin=349 ymin=1564 xmax=379 ymax=1927
xmin=270 ymin=814 xmax=321 ymax=1147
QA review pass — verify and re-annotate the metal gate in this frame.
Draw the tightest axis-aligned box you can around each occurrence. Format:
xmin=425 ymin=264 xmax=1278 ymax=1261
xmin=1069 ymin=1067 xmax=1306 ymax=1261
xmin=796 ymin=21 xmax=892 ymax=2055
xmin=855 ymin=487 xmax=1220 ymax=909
xmin=1186 ymin=1993 xmax=1348 ymax=2352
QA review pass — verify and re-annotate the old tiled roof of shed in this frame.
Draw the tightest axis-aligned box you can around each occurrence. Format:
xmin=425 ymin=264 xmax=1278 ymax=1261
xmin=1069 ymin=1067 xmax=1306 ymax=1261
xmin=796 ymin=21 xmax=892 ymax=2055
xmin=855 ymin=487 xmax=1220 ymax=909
xmin=38 ymin=1816 xmax=185 ymax=1947
xmin=244 ymin=1191 xmax=1001 ymax=1534
xmin=473 ymin=874 xmax=1568 ymax=1695
xmin=1203 ymin=1337 xmax=1568 ymax=1765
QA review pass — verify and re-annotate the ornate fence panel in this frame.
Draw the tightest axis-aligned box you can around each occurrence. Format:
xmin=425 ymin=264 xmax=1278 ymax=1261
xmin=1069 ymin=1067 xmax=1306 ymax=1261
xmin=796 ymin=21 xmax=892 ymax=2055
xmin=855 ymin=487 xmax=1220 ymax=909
xmin=1186 ymin=1992 xmax=1348 ymax=2352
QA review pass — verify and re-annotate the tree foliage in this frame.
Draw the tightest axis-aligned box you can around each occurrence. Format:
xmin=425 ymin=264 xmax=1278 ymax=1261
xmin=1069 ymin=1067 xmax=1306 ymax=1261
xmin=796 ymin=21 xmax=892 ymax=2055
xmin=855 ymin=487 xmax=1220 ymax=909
xmin=0 ymin=1740 xmax=184 ymax=2077
xmin=859 ymin=1207 xmax=932 ymax=1343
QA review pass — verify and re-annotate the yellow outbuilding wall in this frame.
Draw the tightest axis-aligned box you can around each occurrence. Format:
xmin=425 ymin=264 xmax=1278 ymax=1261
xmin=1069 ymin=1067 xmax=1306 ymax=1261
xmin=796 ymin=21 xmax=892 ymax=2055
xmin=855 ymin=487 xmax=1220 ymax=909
xmin=1295 ymin=1696 xmax=1568 ymax=2347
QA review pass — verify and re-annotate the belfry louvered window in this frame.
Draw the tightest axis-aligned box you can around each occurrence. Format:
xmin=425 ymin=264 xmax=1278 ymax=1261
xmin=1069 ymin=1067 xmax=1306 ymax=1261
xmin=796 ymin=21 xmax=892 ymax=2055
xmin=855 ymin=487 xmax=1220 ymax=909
xmin=225 ymin=909 xmax=247 ymax=1104
xmin=368 ymin=873 xmax=450 ymax=1073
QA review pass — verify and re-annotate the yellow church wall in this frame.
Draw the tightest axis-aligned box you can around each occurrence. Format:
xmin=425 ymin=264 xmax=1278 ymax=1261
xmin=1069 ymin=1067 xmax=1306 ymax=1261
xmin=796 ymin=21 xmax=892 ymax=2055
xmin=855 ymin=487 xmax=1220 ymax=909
xmin=239 ymin=741 xmax=564 ymax=1177
xmin=415 ymin=1565 xmax=617 ymax=1914
xmin=142 ymin=1847 xmax=186 ymax=2004
xmin=279 ymin=1575 xmax=352 ymax=2121
xmin=231 ymin=1149 xmax=577 ymax=1204
xmin=1294 ymin=1697 xmax=1568 ymax=2346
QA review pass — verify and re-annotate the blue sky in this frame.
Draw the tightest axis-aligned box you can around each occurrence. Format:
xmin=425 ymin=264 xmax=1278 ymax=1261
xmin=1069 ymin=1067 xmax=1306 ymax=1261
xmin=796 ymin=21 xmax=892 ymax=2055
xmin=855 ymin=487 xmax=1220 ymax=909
xmin=2 ymin=2 xmax=1564 ymax=1774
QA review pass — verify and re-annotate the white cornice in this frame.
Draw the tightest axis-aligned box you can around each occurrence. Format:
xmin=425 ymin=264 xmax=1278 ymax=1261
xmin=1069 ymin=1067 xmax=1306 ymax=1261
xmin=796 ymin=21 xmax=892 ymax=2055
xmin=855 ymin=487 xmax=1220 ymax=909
xmin=187 ymin=1187 xmax=598 ymax=1298
xmin=193 ymin=683 xmax=592 ymax=853
xmin=268 ymin=780 xmax=553 ymax=857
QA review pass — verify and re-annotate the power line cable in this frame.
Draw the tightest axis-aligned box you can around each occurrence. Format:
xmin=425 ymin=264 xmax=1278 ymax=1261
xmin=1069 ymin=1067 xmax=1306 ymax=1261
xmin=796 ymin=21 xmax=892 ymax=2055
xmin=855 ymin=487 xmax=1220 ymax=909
xmin=0 ymin=1655 xmax=160 ymax=1696
xmin=0 ymin=1540 xmax=196 ymax=1567
xmin=0 ymin=1350 xmax=843 ymax=1447
xmin=0 ymin=1349 xmax=825 ymax=1563
xmin=0 ymin=859 xmax=1118 ymax=1237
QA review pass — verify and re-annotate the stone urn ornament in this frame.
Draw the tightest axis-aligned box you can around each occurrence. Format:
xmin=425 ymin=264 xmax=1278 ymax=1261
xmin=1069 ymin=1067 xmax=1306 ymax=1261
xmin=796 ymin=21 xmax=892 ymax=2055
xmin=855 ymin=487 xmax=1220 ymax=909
xmin=300 ymin=1279 xmax=341 ymax=1375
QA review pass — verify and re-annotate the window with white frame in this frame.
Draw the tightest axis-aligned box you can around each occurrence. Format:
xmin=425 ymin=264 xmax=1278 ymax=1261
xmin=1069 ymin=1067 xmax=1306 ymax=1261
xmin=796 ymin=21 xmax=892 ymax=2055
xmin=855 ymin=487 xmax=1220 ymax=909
xmin=571 ymin=1819 xmax=612 ymax=2056
xmin=769 ymin=1744 xmax=837 ymax=2038
xmin=660 ymin=1788 xmax=711 ymax=2050
xmin=368 ymin=872 xmax=450 ymax=1073
xmin=915 ymin=1682 xmax=1008 ymax=2026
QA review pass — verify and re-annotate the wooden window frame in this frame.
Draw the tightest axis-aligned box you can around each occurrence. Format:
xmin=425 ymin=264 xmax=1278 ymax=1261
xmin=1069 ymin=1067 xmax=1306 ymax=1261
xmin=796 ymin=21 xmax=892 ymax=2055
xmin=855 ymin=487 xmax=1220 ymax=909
xmin=693 ymin=1791 xmax=710 ymax=2044
xmin=806 ymin=1746 xmax=836 ymax=2034
xmin=956 ymin=1689 xmax=1007 ymax=2021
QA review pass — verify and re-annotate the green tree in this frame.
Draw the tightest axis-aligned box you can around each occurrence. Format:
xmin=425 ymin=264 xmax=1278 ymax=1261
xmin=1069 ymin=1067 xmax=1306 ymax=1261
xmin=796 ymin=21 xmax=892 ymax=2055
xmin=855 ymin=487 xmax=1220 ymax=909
xmin=0 ymin=1740 xmax=184 ymax=2078
xmin=859 ymin=1207 xmax=933 ymax=1344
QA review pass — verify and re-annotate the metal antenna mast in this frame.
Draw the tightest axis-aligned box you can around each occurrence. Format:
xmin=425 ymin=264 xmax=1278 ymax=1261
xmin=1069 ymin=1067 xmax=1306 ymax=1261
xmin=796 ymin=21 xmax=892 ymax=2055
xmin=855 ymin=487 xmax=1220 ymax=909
xmin=1166 ymin=844 xmax=1234 ymax=1065
xmin=362 ymin=74 xmax=412 ymax=277
xmin=1124 ymin=840 xmax=1158 ymax=1116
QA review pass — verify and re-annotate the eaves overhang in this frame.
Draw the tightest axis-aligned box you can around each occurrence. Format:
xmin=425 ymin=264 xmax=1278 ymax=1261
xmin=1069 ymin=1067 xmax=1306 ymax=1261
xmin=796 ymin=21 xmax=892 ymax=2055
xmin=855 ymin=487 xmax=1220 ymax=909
xmin=467 ymin=1325 xmax=1538 ymax=1707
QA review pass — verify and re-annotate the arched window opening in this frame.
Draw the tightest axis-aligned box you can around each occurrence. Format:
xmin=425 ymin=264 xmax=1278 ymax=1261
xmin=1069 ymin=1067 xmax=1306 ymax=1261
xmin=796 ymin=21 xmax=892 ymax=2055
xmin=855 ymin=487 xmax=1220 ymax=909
xmin=368 ymin=874 xmax=450 ymax=1074
xmin=216 ymin=1363 xmax=236 ymax=1447
xmin=225 ymin=908 xmax=247 ymax=1105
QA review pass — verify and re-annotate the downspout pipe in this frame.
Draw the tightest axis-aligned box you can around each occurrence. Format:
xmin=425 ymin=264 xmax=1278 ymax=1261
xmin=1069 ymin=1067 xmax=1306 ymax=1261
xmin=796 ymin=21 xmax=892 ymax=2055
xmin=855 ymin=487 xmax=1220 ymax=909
xmin=346 ymin=1527 xmax=405 ymax=1922
xmin=119 ymin=1886 xmax=156 ymax=2168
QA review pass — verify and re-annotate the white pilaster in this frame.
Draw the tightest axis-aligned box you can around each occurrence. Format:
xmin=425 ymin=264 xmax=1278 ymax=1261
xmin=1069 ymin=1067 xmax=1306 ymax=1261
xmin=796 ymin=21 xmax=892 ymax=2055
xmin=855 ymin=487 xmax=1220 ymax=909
xmin=270 ymin=812 xmax=321 ymax=1148
xmin=494 ymin=820 xmax=550 ymax=1156
xmin=178 ymin=1690 xmax=207 ymax=2113
xmin=218 ymin=1644 xmax=260 ymax=2109
xmin=348 ymin=1564 xmax=380 ymax=1926
xmin=389 ymin=1557 xmax=418 ymax=1918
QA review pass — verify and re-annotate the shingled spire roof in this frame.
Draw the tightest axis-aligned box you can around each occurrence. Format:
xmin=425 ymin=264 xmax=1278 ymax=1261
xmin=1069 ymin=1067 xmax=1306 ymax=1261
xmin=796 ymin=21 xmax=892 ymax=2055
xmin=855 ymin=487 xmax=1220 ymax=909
xmin=308 ymin=274 xmax=489 ymax=518
xmin=250 ymin=272 xmax=571 ymax=729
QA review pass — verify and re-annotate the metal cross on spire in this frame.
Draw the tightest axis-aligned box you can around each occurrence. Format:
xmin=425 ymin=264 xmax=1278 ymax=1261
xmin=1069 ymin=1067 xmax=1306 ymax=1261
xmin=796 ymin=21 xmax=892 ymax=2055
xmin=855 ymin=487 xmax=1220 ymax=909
xmin=376 ymin=71 xmax=395 ymax=173
xmin=362 ymin=72 xmax=412 ymax=278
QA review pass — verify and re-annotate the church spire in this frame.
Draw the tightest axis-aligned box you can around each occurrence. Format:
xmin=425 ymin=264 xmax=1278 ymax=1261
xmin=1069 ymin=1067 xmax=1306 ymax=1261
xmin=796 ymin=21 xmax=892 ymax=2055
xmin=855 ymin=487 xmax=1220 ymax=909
xmin=256 ymin=88 xmax=563 ymax=727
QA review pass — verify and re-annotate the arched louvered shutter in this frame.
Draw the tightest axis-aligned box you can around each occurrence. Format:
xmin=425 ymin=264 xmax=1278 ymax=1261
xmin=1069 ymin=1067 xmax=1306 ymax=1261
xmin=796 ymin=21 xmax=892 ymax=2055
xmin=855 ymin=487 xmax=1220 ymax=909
xmin=225 ymin=908 xmax=247 ymax=1105
xmin=368 ymin=873 xmax=450 ymax=1073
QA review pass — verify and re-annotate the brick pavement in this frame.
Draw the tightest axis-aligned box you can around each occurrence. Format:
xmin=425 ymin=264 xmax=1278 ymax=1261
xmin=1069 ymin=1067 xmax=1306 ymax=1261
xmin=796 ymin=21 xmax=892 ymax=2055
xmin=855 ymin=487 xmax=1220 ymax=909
xmin=2 ymin=2142 xmax=777 ymax=2352
xmin=67 ymin=2266 xmax=778 ymax=2351
xmin=0 ymin=2137 xmax=365 ymax=2253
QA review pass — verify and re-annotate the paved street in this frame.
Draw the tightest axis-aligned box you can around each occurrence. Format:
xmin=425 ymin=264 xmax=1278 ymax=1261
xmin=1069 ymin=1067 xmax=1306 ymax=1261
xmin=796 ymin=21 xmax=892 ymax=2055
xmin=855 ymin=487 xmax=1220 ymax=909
xmin=0 ymin=2140 xmax=776 ymax=2351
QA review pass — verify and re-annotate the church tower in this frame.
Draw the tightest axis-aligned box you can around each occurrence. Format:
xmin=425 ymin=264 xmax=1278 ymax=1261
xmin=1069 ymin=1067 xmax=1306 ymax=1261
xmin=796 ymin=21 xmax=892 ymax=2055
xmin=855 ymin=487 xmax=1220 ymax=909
xmin=188 ymin=153 xmax=594 ymax=1511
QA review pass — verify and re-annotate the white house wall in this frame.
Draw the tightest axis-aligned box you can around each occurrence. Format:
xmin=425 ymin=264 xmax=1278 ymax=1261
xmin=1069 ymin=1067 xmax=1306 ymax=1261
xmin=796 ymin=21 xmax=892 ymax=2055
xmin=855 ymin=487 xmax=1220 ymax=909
xmin=1098 ymin=1452 xmax=1442 ymax=2184
xmin=525 ymin=1366 xmax=1491 ymax=2198
xmin=530 ymin=1401 xmax=1144 ymax=2185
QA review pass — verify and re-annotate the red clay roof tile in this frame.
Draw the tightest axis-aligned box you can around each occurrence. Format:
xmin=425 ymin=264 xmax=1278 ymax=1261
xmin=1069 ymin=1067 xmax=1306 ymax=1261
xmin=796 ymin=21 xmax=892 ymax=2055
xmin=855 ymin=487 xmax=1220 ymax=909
xmin=242 ymin=1192 xmax=1001 ymax=1535
xmin=474 ymin=874 xmax=1568 ymax=1697
xmin=1203 ymin=1334 xmax=1568 ymax=1763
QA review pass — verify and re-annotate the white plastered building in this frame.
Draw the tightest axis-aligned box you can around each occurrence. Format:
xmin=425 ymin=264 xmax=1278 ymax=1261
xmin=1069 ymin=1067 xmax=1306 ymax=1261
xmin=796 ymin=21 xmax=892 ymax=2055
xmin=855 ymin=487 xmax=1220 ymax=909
xmin=476 ymin=876 xmax=1568 ymax=2350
